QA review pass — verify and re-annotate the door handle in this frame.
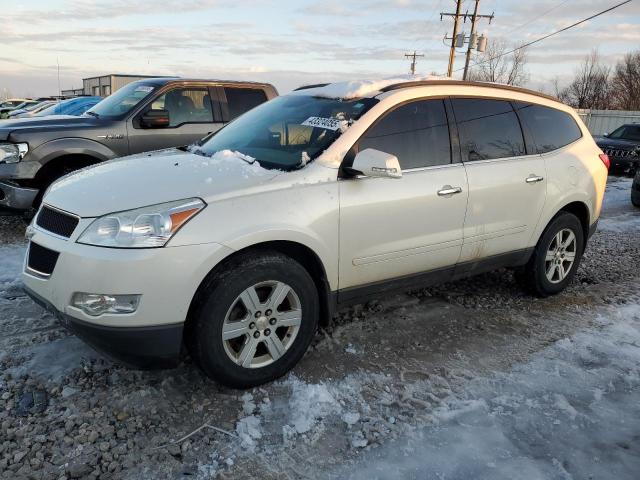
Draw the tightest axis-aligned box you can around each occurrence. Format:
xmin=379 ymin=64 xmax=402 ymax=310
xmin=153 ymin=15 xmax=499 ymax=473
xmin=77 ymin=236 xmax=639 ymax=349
xmin=437 ymin=185 xmax=463 ymax=196
xmin=526 ymin=175 xmax=544 ymax=183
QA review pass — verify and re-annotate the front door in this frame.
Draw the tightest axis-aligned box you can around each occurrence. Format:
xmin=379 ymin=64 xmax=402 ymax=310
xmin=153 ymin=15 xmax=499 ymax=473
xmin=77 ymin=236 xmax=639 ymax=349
xmin=339 ymin=99 xmax=468 ymax=297
xmin=450 ymin=97 xmax=547 ymax=263
xmin=127 ymin=86 xmax=224 ymax=154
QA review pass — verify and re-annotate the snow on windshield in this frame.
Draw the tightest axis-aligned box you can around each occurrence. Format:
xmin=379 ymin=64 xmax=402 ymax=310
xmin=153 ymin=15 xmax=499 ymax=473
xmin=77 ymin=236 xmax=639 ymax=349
xmin=297 ymin=74 xmax=447 ymax=100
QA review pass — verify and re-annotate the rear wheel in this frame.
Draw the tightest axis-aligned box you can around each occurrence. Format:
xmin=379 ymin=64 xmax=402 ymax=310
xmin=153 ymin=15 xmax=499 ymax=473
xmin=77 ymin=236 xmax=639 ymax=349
xmin=188 ymin=251 xmax=319 ymax=388
xmin=516 ymin=212 xmax=584 ymax=297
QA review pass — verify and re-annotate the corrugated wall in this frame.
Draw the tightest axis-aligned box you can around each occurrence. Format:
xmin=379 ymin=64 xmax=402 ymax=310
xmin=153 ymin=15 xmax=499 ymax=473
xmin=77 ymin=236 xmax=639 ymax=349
xmin=577 ymin=109 xmax=640 ymax=135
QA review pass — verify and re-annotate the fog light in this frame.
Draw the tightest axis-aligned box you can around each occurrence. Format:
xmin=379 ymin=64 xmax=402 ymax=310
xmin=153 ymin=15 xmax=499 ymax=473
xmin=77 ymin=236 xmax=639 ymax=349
xmin=71 ymin=293 xmax=141 ymax=316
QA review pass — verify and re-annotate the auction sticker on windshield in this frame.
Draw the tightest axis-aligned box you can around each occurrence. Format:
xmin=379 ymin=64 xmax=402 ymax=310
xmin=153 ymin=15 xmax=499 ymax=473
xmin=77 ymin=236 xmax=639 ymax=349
xmin=301 ymin=116 xmax=343 ymax=131
xmin=135 ymin=86 xmax=154 ymax=93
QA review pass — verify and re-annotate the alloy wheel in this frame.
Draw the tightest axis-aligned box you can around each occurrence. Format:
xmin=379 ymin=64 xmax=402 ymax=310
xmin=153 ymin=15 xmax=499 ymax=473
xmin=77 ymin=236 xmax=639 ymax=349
xmin=544 ymin=228 xmax=577 ymax=284
xmin=221 ymin=281 xmax=302 ymax=368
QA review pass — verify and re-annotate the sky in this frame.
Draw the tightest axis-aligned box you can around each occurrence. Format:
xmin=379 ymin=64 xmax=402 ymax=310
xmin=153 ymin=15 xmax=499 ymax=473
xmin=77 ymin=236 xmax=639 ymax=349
xmin=1 ymin=0 xmax=639 ymax=98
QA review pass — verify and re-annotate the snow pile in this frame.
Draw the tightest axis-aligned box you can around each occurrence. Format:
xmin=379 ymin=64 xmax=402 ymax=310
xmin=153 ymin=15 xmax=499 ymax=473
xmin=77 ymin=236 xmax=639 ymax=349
xmin=285 ymin=376 xmax=339 ymax=434
xmin=298 ymin=74 xmax=447 ymax=100
xmin=324 ymin=302 xmax=640 ymax=479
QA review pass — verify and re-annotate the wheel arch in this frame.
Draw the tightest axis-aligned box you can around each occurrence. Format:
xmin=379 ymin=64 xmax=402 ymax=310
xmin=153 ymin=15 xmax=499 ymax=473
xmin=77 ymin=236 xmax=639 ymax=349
xmin=558 ymin=200 xmax=590 ymax=247
xmin=185 ymin=240 xmax=336 ymax=344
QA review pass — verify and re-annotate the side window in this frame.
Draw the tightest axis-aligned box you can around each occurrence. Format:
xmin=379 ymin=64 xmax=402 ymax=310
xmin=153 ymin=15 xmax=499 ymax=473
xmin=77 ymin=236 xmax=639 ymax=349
xmin=224 ymin=87 xmax=268 ymax=120
xmin=358 ymin=99 xmax=451 ymax=170
xmin=452 ymin=98 xmax=525 ymax=161
xmin=150 ymin=88 xmax=213 ymax=127
xmin=514 ymin=103 xmax=582 ymax=154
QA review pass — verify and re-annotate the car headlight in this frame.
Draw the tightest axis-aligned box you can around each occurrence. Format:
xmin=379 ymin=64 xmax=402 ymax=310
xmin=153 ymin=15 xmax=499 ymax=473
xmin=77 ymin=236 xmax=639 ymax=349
xmin=0 ymin=143 xmax=28 ymax=164
xmin=77 ymin=198 xmax=205 ymax=248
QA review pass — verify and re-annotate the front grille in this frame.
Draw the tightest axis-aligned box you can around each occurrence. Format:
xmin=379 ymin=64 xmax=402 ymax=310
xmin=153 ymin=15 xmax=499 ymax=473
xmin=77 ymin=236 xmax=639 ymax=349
xmin=36 ymin=206 xmax=79 ymax=238
xmin=603 ymin=148 xmax=633 ymax=158
xmin=27 ymin=242 xmax=60 ymax=276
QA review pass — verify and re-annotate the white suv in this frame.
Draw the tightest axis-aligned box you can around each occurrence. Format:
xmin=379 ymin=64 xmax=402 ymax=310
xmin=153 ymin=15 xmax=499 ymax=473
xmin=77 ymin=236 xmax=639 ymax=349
xmin=22 ymin=78 xmax=609 ymax=388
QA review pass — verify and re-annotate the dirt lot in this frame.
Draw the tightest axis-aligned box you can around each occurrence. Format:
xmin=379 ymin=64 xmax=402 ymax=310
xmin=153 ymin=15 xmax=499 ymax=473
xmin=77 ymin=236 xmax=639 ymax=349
xmin=1 ymin=176 xmax=639 ymax=480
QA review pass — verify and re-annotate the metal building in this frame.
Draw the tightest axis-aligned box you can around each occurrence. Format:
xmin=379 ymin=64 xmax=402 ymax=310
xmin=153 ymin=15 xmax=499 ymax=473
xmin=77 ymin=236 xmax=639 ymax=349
xmin=577 ymin=109 xmax=640 ymax=136
xmin=62 ymin=74 xmax=164 ymax=97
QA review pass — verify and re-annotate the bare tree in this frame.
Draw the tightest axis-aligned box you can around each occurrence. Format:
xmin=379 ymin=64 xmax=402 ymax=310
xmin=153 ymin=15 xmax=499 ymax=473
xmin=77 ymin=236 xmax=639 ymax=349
xmin=467 ymin=39 xmax=529 ymax=86
xmin=609 ymin=50 xmax=640 ymax=111
xmin=558 ymin=50 xmax=611 ymax=109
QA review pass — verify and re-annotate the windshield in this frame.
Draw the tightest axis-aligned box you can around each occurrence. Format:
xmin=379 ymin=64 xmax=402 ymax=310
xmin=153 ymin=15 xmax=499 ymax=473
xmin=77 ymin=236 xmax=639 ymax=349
xmin=196 ymin=95 xmax=378 ymax=170
xmin=609 ymin=125 xmax=640 ymax=142
xmin=86 ymin=82 xmax=157 ymax=119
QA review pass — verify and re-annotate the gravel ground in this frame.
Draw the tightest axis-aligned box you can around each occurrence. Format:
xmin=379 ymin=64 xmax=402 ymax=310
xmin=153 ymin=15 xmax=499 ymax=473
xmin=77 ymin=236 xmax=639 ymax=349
xmin=0 ymin=176 xmax=639 ymax=479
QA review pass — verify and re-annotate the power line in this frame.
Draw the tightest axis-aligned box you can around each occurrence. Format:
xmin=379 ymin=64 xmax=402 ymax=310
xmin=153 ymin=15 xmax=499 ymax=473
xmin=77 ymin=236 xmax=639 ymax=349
xmin=452 ymin=0 xmax=632 ymax=74
xmin=503 ymin=0 xmax=571 ymax=35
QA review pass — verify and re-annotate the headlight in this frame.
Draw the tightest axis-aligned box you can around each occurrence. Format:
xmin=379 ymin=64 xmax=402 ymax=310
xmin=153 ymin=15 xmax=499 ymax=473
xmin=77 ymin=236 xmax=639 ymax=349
xmin=0 ymin=143 xmax=28 ymax=164
xmin=77 ymin=198 xmax=205 ymax=248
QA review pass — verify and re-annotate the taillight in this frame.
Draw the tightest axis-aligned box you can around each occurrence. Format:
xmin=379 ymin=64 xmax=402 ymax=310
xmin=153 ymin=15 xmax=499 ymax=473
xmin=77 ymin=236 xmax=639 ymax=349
xmin=599 ymin=153 xmax=610 ymax=170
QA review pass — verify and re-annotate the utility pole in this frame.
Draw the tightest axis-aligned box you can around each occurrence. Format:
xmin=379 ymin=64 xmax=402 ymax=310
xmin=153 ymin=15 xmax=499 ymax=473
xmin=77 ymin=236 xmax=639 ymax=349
xmin=404 ymin=51 xmax=424 ymax=75
xmin=462 ymin=0 xmax=493 ymax=80
xmin=441 ymin=0 xmax=463 ymax=77
xmin=441 ymin=0 xmax=494 ymax=78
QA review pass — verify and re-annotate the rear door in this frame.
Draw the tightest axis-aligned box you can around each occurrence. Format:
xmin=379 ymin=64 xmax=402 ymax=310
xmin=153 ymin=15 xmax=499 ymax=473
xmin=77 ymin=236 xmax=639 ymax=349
xmin=338 ymin=98 xmax=468 ymax=295
xmin=451 ymin=97 xmax=547 ymax=263
xmin=219 ymin=86 xmax=269 ymax=123
xmin=127 ymin=86 xmax=223 ymax=153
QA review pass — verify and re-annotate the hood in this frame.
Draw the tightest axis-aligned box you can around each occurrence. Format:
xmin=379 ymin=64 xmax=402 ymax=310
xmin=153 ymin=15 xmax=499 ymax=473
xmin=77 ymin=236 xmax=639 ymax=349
xmin=0 ymin=115 xmax=100 ymax=141
xmin=595 ymin=137 xmax=639 ymax=150
xmin=44 ymin=148 xmax=282 ymax=217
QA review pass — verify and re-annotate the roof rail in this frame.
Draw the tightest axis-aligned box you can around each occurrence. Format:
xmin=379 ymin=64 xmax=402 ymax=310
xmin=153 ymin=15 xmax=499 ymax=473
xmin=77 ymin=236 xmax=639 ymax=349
xmin=380 ymin=79 xmax=558 ymax=102
xmin=294 ymin=83 xmax=330 ymax=91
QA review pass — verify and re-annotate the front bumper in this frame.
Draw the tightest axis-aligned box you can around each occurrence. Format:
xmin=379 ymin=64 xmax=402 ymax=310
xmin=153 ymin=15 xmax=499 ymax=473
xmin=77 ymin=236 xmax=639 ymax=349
xmin=0 ymin=180 xmax=38 ymax=211
xmin=22 ymin=221 xmax=234 ymax=367
xmin=24 ymin=285 xmax=184 ymax=368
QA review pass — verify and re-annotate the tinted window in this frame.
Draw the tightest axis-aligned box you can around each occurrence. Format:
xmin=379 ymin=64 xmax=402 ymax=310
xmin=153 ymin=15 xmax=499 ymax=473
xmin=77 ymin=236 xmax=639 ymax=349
xmin=515 ymin=103 xmax=582 ymax=153
xmin=608 ymin=124 xmax=640 ymax=142
xmin=151 ymin=88 xmax=213 ymax=126
xmin=358 ymin=99 xmax=451 ymax=169
xmin=452 ymin=98 xmax=525 ymax=161
xmin=225 ymin=87 xmax=268 ymax=120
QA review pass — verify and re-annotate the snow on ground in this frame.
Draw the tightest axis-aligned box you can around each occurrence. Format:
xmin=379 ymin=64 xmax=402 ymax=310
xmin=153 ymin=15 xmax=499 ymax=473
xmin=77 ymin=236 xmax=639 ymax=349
xmin=0 ymin=244 xmax=26 ymax=294
xmin=599 ymin=177 xmax=640 ymax=232
xmin=324 ymin=301 xmax=640 ymax=480
xmin=295 ymin=74 xmax=445 ymax=99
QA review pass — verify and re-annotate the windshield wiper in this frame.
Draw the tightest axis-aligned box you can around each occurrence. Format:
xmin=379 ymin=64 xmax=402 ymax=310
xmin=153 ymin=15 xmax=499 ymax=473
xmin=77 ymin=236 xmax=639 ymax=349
xmin=85 ymin=111 xmax=99 ymax=118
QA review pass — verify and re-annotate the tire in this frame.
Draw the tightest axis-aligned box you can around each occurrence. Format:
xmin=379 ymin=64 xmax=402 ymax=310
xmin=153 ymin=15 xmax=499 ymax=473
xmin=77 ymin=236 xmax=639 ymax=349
xmin=188 ymin=251 xmax=319 ymax=388
xmin=517 ymin=212 xmax=584 ymax=297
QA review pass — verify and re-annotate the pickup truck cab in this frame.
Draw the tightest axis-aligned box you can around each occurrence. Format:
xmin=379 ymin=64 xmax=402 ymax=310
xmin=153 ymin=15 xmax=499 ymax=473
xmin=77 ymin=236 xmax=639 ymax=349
xmin=0 ymin=78 xmax=277 ymax=215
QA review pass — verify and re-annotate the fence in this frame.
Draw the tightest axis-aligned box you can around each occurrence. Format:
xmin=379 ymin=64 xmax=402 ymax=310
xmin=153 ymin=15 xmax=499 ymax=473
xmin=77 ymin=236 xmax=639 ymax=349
xmin=576 ymin=109 xmax=640 ymax=136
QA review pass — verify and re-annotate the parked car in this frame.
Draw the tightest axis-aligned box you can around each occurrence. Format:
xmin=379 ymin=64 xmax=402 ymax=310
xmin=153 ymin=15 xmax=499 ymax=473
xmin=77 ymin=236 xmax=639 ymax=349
xmin=0 ymin=78 xmax=277 ymax=214
xmin=0 ymin=98 xmax=31 ymax=110
xmin=632 ymin=170 xmax=640 ymax=207
xmin=595 ymin=123 xmax=640 ymax=175
xmin=0 ymin=100 xmax=38 ymax=119
xmin=34 ymin=96 xmax=103 ymax=117
xmin=22 ymin=78 xmax=608 ymax=388
xmin=9 ymin=100 xmax=57 ymax=119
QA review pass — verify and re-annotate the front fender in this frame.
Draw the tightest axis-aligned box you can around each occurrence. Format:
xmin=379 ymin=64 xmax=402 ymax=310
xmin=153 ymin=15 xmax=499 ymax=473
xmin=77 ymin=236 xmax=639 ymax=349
xmin=29 ymin=138 xmax=118 ymax=166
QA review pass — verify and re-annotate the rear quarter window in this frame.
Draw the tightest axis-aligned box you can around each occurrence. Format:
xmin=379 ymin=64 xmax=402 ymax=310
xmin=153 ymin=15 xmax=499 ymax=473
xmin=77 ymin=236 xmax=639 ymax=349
xmin=224 ymin=87 xmax=268 ymax=120
xmin=514 ymin=103 xmax=582 ymax=154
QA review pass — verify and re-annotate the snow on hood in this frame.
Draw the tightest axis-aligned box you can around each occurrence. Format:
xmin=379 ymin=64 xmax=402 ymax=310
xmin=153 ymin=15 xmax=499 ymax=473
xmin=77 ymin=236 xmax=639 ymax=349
xmin=295 ymin=74 xmax=448 ymax=100
xmin=44 ymin=148 xmax=279 ymax=217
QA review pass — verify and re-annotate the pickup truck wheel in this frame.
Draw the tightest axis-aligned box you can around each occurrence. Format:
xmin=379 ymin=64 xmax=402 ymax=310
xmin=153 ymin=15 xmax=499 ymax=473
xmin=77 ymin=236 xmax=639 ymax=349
xmin=517 ymin=212 xmax=584 ymax=297
xmin=189 ymin=252 xmax=319 ymax=388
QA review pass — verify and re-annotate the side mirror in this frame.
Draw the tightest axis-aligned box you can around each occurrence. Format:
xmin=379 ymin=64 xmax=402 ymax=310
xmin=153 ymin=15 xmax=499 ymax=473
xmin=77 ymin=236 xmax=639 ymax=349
xmin=141 ymin=109 xmax=170 ymax=128
xmin=348 ymin=148 xmax=402 ymax=179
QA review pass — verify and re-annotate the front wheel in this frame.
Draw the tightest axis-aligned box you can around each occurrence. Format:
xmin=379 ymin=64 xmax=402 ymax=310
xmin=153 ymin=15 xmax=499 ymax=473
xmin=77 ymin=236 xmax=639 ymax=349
xmin=188 ymin=251 xmax=319 ymax=388
xmin=516 ymin=212 xmax=584 ymax=297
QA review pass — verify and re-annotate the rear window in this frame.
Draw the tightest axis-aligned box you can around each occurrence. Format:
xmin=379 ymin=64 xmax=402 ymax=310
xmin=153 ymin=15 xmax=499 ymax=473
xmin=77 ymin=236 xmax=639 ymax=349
xmin=224 ymin=87 xmax=268 ymax=120
xmin=514 ymin=103 xmax=582 ymax=154
xmin=451 ymin=98 xmax=525 ymax=161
